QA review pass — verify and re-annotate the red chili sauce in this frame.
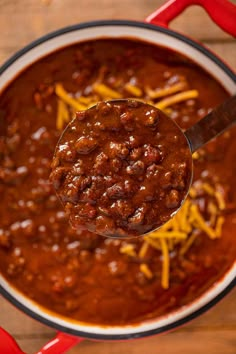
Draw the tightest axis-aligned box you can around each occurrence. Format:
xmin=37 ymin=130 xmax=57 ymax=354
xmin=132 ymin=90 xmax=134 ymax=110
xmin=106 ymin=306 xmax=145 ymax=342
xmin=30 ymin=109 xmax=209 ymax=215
xmin=0 ymin=39 xmax=235 ymax=326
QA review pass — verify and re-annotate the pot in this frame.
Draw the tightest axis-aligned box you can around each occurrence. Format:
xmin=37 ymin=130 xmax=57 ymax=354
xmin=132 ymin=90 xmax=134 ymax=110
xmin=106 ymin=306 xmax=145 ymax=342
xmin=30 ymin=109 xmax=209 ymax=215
xmin=0 ymin=0 xmax=236 ymax=352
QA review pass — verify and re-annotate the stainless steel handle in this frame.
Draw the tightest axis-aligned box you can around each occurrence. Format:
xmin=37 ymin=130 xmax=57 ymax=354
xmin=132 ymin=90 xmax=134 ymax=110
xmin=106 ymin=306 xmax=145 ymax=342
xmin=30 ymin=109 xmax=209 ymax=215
xmin=185 ymin=95 xmax=236 ymax=153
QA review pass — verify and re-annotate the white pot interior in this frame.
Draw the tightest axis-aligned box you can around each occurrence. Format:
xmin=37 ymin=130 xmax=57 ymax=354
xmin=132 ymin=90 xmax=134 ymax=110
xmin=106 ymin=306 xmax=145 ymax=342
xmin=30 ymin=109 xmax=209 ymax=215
xmin=0 ymin=22 xmax=235 ymax=338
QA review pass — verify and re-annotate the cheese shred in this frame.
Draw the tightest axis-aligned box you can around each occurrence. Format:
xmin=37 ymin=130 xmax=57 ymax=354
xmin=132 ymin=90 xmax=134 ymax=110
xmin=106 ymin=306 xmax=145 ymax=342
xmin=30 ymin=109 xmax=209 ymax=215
xmin=140 ymin=264 xmax=153 ymax=279
xmin=190 ymin=204 xmax=216 ymax=239
xmin=148 ymin=231 xmax=187 ymax=239
xmin=139 ymin=242 xmax=149 ymax=258
xmin=155 ymin=90 xmax=199 ymax=110
xmin=55 ymin=83 xmax=86 ymax=111
xmin=215 ymin=216 xmax=225 ymax=237
xmin=93 ymin=83 xmax=122 ymax=99
xmin=215 ymin=191 xmax=226 ymax=210
xmin=160 ymin=239 xmax=169 ymax=289
xmin=202 ymin=183 xmax=215 ymax=196
xmin=179 ymin=233 xmax=198 ymax=256
xmin=120 ymin=244 xmax=137 ymax=257
xmin=56 ymin=99 xmax=70 ymax=130
xmin=125 ymin=83 xmax=143 ymax=97
xmin=146 ymin=81 xmax=187 ymax=99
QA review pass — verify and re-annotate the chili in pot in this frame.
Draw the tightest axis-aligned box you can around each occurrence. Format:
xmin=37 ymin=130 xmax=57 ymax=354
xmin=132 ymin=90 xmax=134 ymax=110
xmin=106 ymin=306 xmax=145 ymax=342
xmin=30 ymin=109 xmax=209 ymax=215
xmin=0 ymin=38 xmax=235 ymax=326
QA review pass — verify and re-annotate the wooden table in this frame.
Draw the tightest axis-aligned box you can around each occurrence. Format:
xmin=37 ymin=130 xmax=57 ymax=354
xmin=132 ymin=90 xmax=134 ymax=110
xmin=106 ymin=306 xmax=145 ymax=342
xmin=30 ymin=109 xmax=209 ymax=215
xmin=0 ymin=1 xmax=236 ymax=353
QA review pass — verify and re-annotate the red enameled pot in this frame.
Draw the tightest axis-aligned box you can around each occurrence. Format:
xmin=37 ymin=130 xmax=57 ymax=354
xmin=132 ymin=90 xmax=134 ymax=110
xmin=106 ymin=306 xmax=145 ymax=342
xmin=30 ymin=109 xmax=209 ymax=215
xmin=0 ymin=0 xmax=236 ymax=353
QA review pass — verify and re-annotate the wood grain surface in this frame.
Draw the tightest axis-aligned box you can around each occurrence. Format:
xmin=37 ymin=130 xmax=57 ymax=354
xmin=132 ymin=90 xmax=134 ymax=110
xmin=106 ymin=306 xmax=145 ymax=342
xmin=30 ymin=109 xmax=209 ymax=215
xmin=0 ymin=0 xmax=236 ymax=353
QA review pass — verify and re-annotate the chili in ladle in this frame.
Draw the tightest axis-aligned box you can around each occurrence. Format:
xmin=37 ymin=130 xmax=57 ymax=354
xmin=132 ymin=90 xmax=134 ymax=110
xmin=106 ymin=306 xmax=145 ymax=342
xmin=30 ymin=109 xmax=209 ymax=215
xmin=50 ymin=96 xmax=236 ymax=238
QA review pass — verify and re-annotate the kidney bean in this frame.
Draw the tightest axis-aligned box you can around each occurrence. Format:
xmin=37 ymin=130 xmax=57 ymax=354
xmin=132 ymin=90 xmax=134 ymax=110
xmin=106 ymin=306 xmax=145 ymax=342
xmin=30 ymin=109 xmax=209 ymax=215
xmin=130 ymin=147 xmax=143 ymax=161
xmin=94 ymin=152 xmax=109 ymax=174
xmin=72 ymin=175 xmax=92 ymax=192
xmin=128 ymin=203 xmax=148 ymax=227
xmin=107 ymin=183 xmax=127 ymax=199
xmin=76 ymin=111 xmax=86 ymax=121
xmin=111 ymin=158 xmax=123 ymax=173
xmin=126 ymin=160 xmax=145 ymax=176
xmin=50 ymin=166 xmax=68 ymax=190
xmin=77 ymin=203 xmax=97 ymax=219
xmin=75 ymin=136 xmax=98 ymax=154
xmin=96 ymin=101 xmax=112 ymax=115
xmin=110 ymin=200 xmax=134 ymax=219
xmin=143 ymin=109 xmax=159 ymax=127
xmin=96 ymin=215 xmax=115 ymax=236
xmin=143 ymin=144 xmax=161 ymax=165
xmin=165 ymin=189 xmax=180 ymax=209
xmin=71 ymin=160 xmax=84 ymax=176
xmin=0 ymin=229 xmax=11 ymax=249
xmin=146 ymin=164 xmax=164 ymax=178
xmin=120 ymin=111 xmax=134 ymax=125
xmin=59 ymin=145 xmax=77 ymax=162
xmin=160 ymin=171 xmax=173 ymax=189
xmin=109 ymin=142 xmax=129 ymax=159
xmin=63 ymin=183 xmax=80 ymax=203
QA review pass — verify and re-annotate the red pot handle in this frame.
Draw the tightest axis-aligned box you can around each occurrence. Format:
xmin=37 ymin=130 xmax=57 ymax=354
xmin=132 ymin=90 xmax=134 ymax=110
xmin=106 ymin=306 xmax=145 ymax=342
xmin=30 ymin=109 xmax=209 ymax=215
xmin=146 ymin=0 xmax=236 ymax=37
xmin=0 ymin=327 xmax=26 ymax=354
xmin=37 ymin=332 xmax=84 ymax=354
xmin=0 ymin=328 xmax=82 ymax=354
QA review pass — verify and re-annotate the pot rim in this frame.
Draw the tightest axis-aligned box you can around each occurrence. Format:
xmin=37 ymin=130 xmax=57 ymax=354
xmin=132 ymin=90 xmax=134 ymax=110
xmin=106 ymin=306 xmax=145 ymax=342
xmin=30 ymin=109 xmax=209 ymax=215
xmin=1 ymin=273 xmax=235 ymax=340
xmin=0 ymin=19 xmax=235 ymax=79
xmin=0 ymin=19 xmax=235 ymax=341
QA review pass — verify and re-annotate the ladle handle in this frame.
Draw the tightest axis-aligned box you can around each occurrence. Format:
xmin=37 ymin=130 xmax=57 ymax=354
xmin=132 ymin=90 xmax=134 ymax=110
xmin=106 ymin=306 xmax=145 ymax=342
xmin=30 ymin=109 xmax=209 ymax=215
xmin=185 ymin=95 xmax=236 ymax=153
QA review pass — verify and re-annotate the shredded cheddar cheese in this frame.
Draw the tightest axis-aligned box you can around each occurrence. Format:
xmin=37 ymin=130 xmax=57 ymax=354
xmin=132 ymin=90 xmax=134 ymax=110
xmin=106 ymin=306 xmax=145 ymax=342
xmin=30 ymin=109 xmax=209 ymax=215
xmin=215 ymin=216 xmax=225 ymax=237
xmin=147 ymin=231 xmax=187 ymax=240
xmin=125 ymin=83 xmax=143 ymax=97
xmin=202 ymin=183 xmax=215 ymax=196
xmin=146 ymin=81 xmax=187 ymax=99
xmin=179 ymin=233 xmax=198 ymax=256
xmin=144 ymin=237 xmax=161 ymax=251
xmin=120 ymin=244 xmax=137 ymax=257
xmin=171 ymin=215 xmax=180 ymax=232
xmin=77 ymin=96 xmax=93 ymax=105
xmin=215 ymin=191 xmax=226 ymax=210
xmin=155 ymin=90 xmax=199 ymax=110
xmin=178 ymin=199 xmax=191 ymax=233
xmin=208 ymin=201 xmax=218 ymax=227
xmin=55 ymin=83 xmax=86 ymax=111
xmin=140 ymin=264 xmax=153 ymax=279
xmin=190 ymin=204 xmax=216 ymax=239
xmin=93 ymin=83 xmax=122 ymax=99
xmin=192 ymin=151 xmax=200 ymax=160
xmin=189 ymin=187 xmax=197 ymax=199
xmin=139 ymin=242 xmax=149 ymax=258
xmin=56 ymin=99 xmax=70 ymax=130
xmin=160 ymin=238 xmax=169 ymax=289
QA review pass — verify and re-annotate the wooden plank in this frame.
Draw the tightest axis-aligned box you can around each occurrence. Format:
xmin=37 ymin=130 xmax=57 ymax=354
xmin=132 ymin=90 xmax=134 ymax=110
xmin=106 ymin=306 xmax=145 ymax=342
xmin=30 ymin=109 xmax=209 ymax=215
xmin=1 ymin=288 xmax=236 ymax=353
xmin=0 ymin=0 xmax=236 ymax=59
xmin=1 ymin=289 xmax=236 ymax=335
xmin=205 ymin=42 xmax=236 ymax=70
xmin=14 ymin=331 xmax=236 ymax=354
xmin=0 ymin=296 xmax=54 ymax=335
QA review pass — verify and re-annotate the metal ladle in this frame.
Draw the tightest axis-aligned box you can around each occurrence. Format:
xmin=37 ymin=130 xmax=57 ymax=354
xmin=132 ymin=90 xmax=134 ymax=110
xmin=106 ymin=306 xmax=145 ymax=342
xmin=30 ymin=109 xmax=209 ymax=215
xmin=53 ymin=95 xmax=236 ymax=238
xmin=184 ymin=94 xmax=236 ymax=153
